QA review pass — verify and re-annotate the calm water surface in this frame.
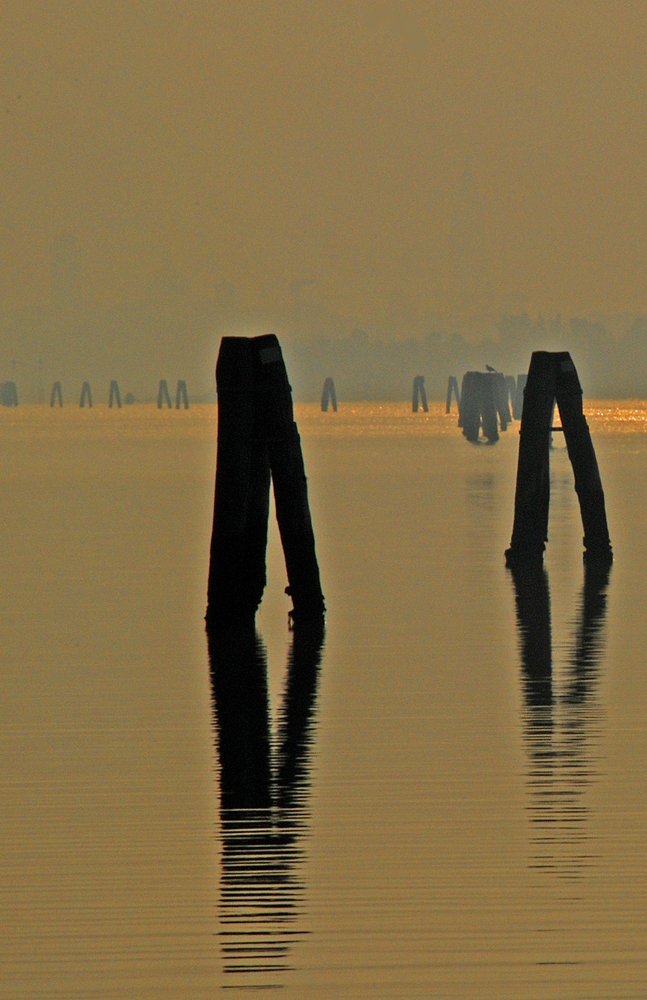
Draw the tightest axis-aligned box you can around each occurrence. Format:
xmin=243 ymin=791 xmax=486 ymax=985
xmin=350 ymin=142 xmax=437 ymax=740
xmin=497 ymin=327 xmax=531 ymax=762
xmin=1 ymin=401 xmax=647 ymax=998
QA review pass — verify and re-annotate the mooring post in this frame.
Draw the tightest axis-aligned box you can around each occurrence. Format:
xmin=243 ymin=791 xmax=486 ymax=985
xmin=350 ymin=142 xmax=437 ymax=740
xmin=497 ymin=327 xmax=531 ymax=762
xmin=157 ymin=379 xmax=172 ymax=409
xmin=176 ymin=379 xmax=189 ymax=409
xmin=206 ymin=335 xmax=324 ymax=627
xmin=79 ymin=382 xmax=93 ymax=408
xmin=459 ymin=372 xmax=480 ymax=440
xmin=50 ymin=382 xmax=63 ymax=407
xmin=505 ymin=351 xmax=612 ymax=566
xmin=481 ymin=373 xmax=499 ymax=443
xmin=412 ymin=375 xmax=428 ymax=413
xmin=321 ymin=377 xmax=337 ymax=412
xmin=505 ymin=375 xmax=517 ymax=417
xmin=446 ymin=375 xmax=460 ymax=414
xmin=109 ymin=380 xmax=122 ymax=408
xmin=493 ymin=372 xmax=510 ymax=431
xmin=513 ymin=373 xmax=527 ymax=420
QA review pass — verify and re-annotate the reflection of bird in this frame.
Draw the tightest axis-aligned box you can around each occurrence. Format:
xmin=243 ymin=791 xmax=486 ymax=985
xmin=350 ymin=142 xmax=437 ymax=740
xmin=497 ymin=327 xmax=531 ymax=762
xmin=485 ymin=364 xmax=497 ymax=373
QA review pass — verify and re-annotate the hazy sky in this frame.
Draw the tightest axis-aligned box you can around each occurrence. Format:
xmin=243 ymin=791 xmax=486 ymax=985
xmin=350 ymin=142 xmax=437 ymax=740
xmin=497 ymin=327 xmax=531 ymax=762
xmin=2 ymin=1 xmax=647 ymax=327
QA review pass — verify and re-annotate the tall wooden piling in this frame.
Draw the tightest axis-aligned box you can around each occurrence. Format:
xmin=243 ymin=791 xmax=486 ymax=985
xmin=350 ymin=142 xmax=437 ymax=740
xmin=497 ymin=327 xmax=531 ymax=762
xmin=412 ymin=375 xmax=428 ymax=413
xmin=446 ymin=376 xmax=460 ymax=414
xmin=493 ymin=372 xmax=511 ymax=431
xmin=207 ymin=334 xmax=325 ymax=627
xmin=505 ymin=351 xmax=612 ymax=566
xmin=79 ymin=382 xmax=93 ymax=408
xmin=321 ymin=377 xmax=337 ymax=412
xmin=157 ymin=379 xmax=172 ymax=409
xmin=109 ymin=380 xmax=122 ymax=408
xmin=50 ymin=382 xmax=63 ymax=407
xmin=480 ymin=373 xmax=499 ymax=443
xmin=176 ymin=379 xmax=189 ymax=409
xmin=513 ymin=373 xmax=527 ymax=420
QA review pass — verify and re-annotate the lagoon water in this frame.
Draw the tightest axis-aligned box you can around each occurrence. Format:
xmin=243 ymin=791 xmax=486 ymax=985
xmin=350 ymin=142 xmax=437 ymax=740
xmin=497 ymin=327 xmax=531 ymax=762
xmin=1 ymin=400 xmax=647 ymax=998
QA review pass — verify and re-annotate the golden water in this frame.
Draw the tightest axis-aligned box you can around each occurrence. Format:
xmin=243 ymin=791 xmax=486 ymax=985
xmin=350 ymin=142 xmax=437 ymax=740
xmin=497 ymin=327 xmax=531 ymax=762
xmin=0 ymin=401 xmax=646 ymax=998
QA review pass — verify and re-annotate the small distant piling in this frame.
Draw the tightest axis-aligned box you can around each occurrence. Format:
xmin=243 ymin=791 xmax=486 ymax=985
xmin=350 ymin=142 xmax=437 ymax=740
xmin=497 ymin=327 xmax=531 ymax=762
xmin=50 ymin=382 xmax=63 ymax=407
xmin=79 ymin=382 xmax=93 ymax=408
xmin=513 ymin=373 xmax=527 ymax=420
xmin=206 ymin=334 xmax=325 ymax=627
xmin=505 ymin=351 xmax=612 ymax=567
xmin=109 ymin=380 xmax=122 ymax=408
xmin=412 ymin=375 xmax=428 ymax=413
xmin=175 ymin=379 xmax=189 ymax=409
xmin=157 ymin=380 xmax=172 ymax=409
xmin=446 ymin=376 xmax=460 ymax=414
xmin=321 ymin=377 xmax=337 ymax=412
xmin=0 ymin=381 xmax=18 ymax=406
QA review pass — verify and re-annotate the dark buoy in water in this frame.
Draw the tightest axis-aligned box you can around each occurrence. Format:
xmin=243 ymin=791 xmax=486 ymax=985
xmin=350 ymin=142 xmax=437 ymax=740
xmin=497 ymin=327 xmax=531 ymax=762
xmin=505 ymin=351 xmax=612 ymax=567
xmin=206 ymin=334 xmax=325 ymax=628
xmin=50 ymin=381 xmax=63 ymax=407
xmin=321 ymin=377 xmax=337 ymax=412
xmin=157 ymin=380 xmax=172 ymax=409
xmin=79 ymin=382 xmax=93 ymax=408
xmin=412 ymin=375 xmax=428 ymax=413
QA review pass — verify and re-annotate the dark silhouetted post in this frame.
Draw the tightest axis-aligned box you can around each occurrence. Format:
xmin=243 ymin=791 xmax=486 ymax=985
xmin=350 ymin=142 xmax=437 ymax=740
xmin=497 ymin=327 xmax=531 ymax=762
xmin=459 ymin=372 xmax=481 ymax=440
xmin=157 ymin=379 xmax=172 ymax=408
xmin=321 ymin=377 xmax=337 ymax=412
xmin=176 ymin=379 xmax=189 ymax=409
xmin=493 ymin=372 xmax=510 ymax=431
xmin=480 ymin=373 xmax=499 ymax=443
xmin=80 ymin=382 xmax=93 ymax=408
xmin=50 ymin=382 xmax=63 ymax=407
xmin=109 ymin=380 xmax=122 ymax=408
xmin=207 ymin=334 xmax=325 ymax=626
xmin=446 ymin=375 xmax=460 ymax=414
xmin=505 ymin=375 xmax=517 ymax=417
xmin=412 ymin=375 xmax=428 ymax=413
xmin=505 ymin=351 xmax=612 ymax=566
xmin=513 ymin=373 xmax=527 ymax=420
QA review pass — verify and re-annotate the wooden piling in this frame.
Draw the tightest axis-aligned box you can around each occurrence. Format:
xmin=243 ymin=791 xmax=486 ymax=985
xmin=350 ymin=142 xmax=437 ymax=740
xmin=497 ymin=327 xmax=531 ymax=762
xmin=480 ymin=373 xmax=499 ymax=444
xmin=412 ymin=375 xmax=428 ymax=413
xmin=505 ymin=351 xmax=612 ymax=566
xmin=513 ymin=373 xmax=527 ymax=420
xmin=50 ymin=382 xmax=63 ymax=407
xmin=321 ymin=377 xmax=337 ymax=412
xmin=79 ymin=382 xmax=93 ymax=408
xmin=176 ymin=379 xmax=189 ymax=409
xmin=446 ymin=376 xmax=460 ymax=414
xmin=206 ymin=334 xmax=324 ymax=626
xmin=157 ymin=379 xmax=172 ymax=409
xmin=459 ymin=372 xmax=481 ymax=441
xmin=493 ymin=372 xmax=511 ymax=431
xmin=109 ymin=380 xmax=122 ymax=408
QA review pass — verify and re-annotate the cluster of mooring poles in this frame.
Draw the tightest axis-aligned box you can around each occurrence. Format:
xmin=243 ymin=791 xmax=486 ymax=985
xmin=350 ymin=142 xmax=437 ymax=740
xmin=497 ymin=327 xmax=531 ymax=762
xmin=43 ymin=381 xmax=191 ymax=408
xmin=504 ymin=351 xmax=612 ymax=567
xmin=445 ymin=370 xmax=527 ymax=444
xmin=206 ymin=334 xmax=325 ymax=629
xmin=157 ymin=379 xmax=189 ymax=409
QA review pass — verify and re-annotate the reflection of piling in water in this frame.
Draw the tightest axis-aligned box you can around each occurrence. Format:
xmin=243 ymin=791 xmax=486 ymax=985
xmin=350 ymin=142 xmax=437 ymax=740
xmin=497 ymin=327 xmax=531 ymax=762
xmin=108 ymin=380 xmax=122 ymax=408
xmin=157 ymin=379 xmax=172 ymax=409
xmin=207 ymin=335 xmax=324 ymax=627
xmin=321 ymin=377 xmax=337 ymax=412
xmin=79 ymin=382 xmax=93 ymax=408
xmin=175 ymin=379 xmax=189 ymax=409
xmin=509 ymin=561 xmax=611 ymax=880
xmin=505 ymin=375 xmax=517 ymax=417
xmin=505 ymin=352 xmax=612 ymax=567
xmin=208 ymin=621 xmax=324 ymax=988
xmin=412 ymin=375 xmax=428 ymax=413
xmin=446 ymin=376 xmax=460 ymax=414
xmin=50 ymin=382 xmax=63 ymax=407
xmin=0 ymin=381 xmax=18 ymax=406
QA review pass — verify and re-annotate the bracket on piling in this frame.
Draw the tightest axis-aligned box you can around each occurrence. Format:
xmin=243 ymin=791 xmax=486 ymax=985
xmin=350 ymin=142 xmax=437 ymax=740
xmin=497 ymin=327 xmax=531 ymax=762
xmin=505 ymin=351 xmax=612 ymax=567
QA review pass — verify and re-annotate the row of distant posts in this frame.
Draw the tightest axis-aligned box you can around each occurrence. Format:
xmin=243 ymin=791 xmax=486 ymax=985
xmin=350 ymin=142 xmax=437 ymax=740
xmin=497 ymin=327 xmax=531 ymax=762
xmin=445 ymin=371 xmax=528 ymax=444
xmin=46 ymin=380 xmax=189 ymax=408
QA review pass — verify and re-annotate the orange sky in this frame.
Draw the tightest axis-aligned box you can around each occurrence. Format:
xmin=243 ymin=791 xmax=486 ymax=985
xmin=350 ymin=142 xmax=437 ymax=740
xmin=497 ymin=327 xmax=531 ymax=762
xmin=1 ymin=1 xmax=647 ymax=326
